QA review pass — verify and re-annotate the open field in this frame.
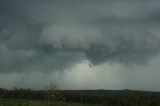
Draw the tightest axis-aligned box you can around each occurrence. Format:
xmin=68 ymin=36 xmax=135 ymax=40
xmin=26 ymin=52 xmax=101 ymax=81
xmin=1 ymin=89 xmax=160 ymax=106
xmin=0 ymin=98 xmax=98 ymax=106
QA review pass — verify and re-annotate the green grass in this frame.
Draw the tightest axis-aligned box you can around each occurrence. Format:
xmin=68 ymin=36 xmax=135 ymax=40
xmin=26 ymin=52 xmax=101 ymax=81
xmin=0 ymin=98 xmax=99 ymax=106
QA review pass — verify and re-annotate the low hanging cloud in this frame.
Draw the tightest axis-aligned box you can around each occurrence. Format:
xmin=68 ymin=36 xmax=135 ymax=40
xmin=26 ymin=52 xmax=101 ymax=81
xmin=0 ymin=0 xmax=160 ymax=73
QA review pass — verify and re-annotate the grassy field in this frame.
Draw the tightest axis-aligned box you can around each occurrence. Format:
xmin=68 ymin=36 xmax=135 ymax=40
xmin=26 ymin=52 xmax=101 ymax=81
xmin=0 ymin=98 xmax=99 ymax=106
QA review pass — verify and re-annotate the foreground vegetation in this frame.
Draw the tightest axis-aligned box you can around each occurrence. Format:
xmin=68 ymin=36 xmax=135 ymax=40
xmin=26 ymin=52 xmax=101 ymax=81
xmin=0 ymin=98 xmax=98 ymax=106
xmin=1 ymin=88 xmax=160 ymax=106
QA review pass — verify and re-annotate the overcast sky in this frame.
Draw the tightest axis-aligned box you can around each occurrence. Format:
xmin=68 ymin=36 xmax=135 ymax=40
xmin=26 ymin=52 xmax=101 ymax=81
xmin=0 ymin=0 xmax=160 ymax=91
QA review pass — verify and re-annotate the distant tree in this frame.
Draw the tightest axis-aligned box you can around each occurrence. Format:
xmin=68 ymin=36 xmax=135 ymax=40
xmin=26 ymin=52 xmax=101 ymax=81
xmin=44 ymin=81 xmax=59 ymax=101
xmin=12 ymin=87 xmax=18 ymax=91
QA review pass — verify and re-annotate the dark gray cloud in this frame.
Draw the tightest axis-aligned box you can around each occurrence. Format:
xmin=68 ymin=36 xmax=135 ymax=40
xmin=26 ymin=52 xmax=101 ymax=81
xmin=0 ymin=0 xmax=160 ymax=73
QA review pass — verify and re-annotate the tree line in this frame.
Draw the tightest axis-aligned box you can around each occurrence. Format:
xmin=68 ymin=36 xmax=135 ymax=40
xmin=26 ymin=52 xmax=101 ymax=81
xmin=1 ymin=88 xmax=160 ymax=106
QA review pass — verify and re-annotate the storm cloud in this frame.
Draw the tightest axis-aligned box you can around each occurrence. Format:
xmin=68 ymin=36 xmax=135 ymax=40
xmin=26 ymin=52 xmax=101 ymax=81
xmin=0 ymin=0 xmax=160 ymax=73
xmin=0 ymin=0 xmax=160 ymax=90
